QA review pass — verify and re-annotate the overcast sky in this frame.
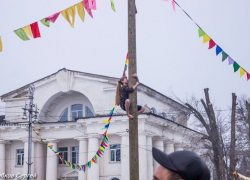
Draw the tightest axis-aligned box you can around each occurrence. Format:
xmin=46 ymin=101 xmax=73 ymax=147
xmin=0 ymin=0 xmax=249 ymax=116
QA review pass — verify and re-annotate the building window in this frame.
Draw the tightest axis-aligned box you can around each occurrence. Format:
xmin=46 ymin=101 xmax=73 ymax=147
xmin=59 ymin=108 xmax=68 ymax=122
xmin=162 ymin=112 xmax=167 ymax=118
xmin=85 ymin=106 xmax=94 ymax=117
xmin=16 ymin=149 xmax=24 ymax=166
xmin=71 ymin=147 xmax=79 ymax=164
xmin=110 ymin=144 xmax=121 ymax=162
xmin=71 ymin=104 xmax=83 ymax=121
xmin=58 ymin=147 xmax=68 ymax=165
xmin=171 ymin=116 xmax=176 ymax=122
xmin=150 ymin=107 xmax=157 ymax=114
xmin=111 ymin=178 xmax=120 ymax=180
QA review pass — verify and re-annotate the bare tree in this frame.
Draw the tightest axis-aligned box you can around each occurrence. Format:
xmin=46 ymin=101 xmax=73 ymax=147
xmin=185 ymin=88 xmax=227 ymax=180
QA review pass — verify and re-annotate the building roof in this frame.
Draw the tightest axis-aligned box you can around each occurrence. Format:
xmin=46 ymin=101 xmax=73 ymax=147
xmin=0 ymin=68 xmax=190 ymax=113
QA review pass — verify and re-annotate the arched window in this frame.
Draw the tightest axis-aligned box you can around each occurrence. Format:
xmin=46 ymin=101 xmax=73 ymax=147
xmin=150 ymin=107 xmax=157 ymax=114
xmin=162 ymin=112 xmax=167 ymax=118
xmin=71 ymin=104 xmax=83 ymax=121
xmin=111 ymin=178 xmax=120 ymax=180
xmin=85 ymin=106 xmax=94 ymax=117
xmin=59 ymin=108 xmax=68 ymax=122
xmin=171 ymin=116 xmax=176 ymax=122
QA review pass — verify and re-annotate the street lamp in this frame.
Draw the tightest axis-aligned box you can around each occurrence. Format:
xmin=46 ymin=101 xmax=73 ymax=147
xmin=21 ymin=84 xmax=39 ymax=180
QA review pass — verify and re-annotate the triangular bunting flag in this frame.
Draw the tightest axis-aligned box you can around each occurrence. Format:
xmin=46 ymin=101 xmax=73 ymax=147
xmin=61 ymin=5 xmax=76 ymax=28
xmin=103 ymin=120 xmax=110 ymax=124
xmin=22 ymin=25 xmax=33 ymax=37
xmin=198 ymin=28 xmax=205 ymax=37
xmin=14 ymin=28 xmax=30 ymax=41
xmin=203 ymin=34 xmax=210 ymax=44
xmin=111 ymin=0 xmax=116 ymax=12
xmin=239 ymin=67 xmax=245 ymax=77
xmin=83 ymin=0 xmax=93 ymax=18
xmin=233 ymin=62 xmax=240 ymax=72
xmin=30 ymin=22 xmax=41 ymax=38
xmin=247 ymin=72 xmax=250 ymax=81
xmin=40 ymin=18 xmax=50 ymax=27
xmin=171 ymin=0 xmax=175 ymax=11
xmin=0 ymin=36 xmax=3 ymax=52
xmin=216 ymin=45 xmax=222 ymax=55
xmin=46 ymin=12 xmax=60 ymax=23
xmin=228 ymin=56 xmax=234 ymax=65
xmin=208 ymin=39 xmax=216 ymax=49
xmin=76 ymin=1 xmax=85 ymax=22
xmin=88 ymin=0 xmax=96 ymax=10
xmin=96 ymin=152 xmax=101 ymax=157
xmin=222 ymin=51 xmax=228 ymax=62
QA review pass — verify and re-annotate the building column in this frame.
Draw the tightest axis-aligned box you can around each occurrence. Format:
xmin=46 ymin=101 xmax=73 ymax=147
xmin=146 ymin=136 xmax=153 ymax=180
xmin=34 ymin=142 xmax=45 ymax=180
xmin=46 ymin=139 xmax=58 ymax=180
xmin=75 ymin=137 xmax=88 ymax=180
xmin=164 ymin=140 xmax=174 ymax=154
xmin=120 ymin=133 xmax=129 ymax=180
xmin=87 ymin=136 xmax=99 ymax=180
xmin=0 ymin=140 xmax=6 ymax=174
xmin=22 ymin=138 xmax=35 ymax=175
xmin=153 ymin=138 xmax=164 ymax=172
xmin=139 ymin=133 xmax=147 ymax=180
xmin=174 ymin=143 xmax=184 ymax=151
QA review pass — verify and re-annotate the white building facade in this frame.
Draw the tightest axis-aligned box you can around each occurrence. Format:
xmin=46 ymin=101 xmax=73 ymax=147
xmin=0 ymin=69 xmax=203 ymax=180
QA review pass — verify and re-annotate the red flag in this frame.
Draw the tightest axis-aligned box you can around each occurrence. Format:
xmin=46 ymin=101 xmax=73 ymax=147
xmin=92 ymin=158 xmax=97 ymax=163
xmin=247 ymin=72 xmax=250 ymax=81
xmin=102 ymin=142 xmax=108 ymax=147
xmin=123 ymin=71 xmax=126 ymax=76
xmin=208 ymin=39 xmax=216 ymax=49
xmin=126 ymin=53 xmax=129 ymax=60
xmin=98 ymin=150 xmax=103 ymax=155
xmin=30 ymin=22 xmax=41 ymax=38
xmin=102 ymin=130 xmax=107 ymax=136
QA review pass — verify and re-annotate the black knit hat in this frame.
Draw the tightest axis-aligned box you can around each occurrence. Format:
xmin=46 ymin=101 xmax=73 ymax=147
xmin=152 ymin=147 xmax=210 ymax=180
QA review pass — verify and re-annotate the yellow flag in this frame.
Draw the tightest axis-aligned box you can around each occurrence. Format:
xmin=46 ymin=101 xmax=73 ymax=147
xmin=203 ymin=34 xmax=210 ymax=44
xmin=106 ymin=133 xmax=108 ymax=139
xmin=90 ymin=160 xmax=93 ymax=165
xmin=61 ymin=5 xmax=76 ymax=28
xmin=0 ymin=36 xmax=2 ymax=52
xmin=76 ymin=1 xmax=85 ymax=22
xmin=240 ymin=67 xmax=245 ymax=77
xmin=95 ymin=154 xmax=98 ymax=160
xmin=126 ymin=59 xmax=129 ymax=65
xmin=22 ymin=25 xmax=33 ymax=37
xmin=100 ymin=146 xmax=104 ymax=151
xmin=103 ymin=120 xmax=110 ymax=123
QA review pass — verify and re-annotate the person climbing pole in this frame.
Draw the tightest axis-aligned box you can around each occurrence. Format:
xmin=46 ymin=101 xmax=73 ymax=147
xmin=115 ymin=73 xmax=145 ymax=119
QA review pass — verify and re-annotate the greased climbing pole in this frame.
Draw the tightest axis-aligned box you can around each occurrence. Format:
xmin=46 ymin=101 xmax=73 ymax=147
xmin=128 ymin=0 xmax=139 ymax=179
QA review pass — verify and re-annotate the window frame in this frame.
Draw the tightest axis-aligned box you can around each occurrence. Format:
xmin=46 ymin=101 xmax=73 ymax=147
xmin=58 ymin=147 xmax=68 ymax=165
xmin=85 ymin=106 xmax=94 ymax=117
xmin=16 ymin=149 xmax=24 ymax=166
xmin=71 ymin=146 xmax=79 ymax=164
xmin=59 ymin=108 xmax=68 ymax=122
xmin=110 ymin=144 xmax=121 ymax=163
xmin=71 ymin=104 xmax=83 ymax=121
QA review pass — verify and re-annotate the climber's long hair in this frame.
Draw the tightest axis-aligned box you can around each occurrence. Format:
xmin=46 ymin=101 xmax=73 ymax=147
xmin=115 ymin=76 xmax=127 ymax=105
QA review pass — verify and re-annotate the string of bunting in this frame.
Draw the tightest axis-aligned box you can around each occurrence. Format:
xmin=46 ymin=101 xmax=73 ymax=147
xmin=0 ymin=0 xmax=116 ymax=52
xmin=233 ymin=171 xmax=250 ymax=180
xmin=31 ymin=104 xmax=116 ymax=172
xmin=162 ymin=0 xmax=250 ymax=82
xmin=123 ymin=53 xmax=129 ymax=76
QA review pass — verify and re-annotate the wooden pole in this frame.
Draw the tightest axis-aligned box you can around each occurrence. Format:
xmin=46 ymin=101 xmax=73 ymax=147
xmin=128 ymin=0 xmax=139 ymax=179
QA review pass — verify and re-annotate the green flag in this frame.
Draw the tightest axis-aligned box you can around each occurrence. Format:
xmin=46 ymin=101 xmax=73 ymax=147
xmin=40 ymin=18 xmax=50 ymax=27
xmin=14 ymin=28 xmax=30 ymax=41
xmin=233 ymin=62 xmax=240 ymax=72
xmin=111 ymin=0 xmax=116 ymax=12
xmin=222 ymin=51 xmax=228 ymax=62
xmin=198 ymin=28 xmax=205 ymax=38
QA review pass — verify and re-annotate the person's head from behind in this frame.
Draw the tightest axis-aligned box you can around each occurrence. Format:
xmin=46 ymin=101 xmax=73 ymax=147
xmin=152 ymin=147 xmax=210 ymax=180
